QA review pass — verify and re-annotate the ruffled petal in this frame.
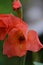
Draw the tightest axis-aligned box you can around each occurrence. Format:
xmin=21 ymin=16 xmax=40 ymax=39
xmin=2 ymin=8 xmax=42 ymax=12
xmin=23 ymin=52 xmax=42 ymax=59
xmin=0 ymin=29 xmax=7 ymax=40
xmin=26 ymin=30 xmax=43 ymax=52
xmin=11 ymin=15 xmax=28 ymax=36
xmin=0 ymin=17 xmax=8 ymax=40
xmin=3 ymin=39 xmax=9 ymax=55
xmin=3 ymin=39 xmax=26 ymax=57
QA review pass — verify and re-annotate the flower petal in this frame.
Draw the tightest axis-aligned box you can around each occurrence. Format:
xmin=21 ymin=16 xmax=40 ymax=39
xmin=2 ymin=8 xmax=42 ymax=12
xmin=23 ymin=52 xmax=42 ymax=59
xmin=0 ymin=16 xmax=8 ymax=40
xmin=8 ymin=28 xmax=26 ymax=51
xmin=0 ymin=29 xmax=7 ymax=40
xmin=27 ymin=30 xmax=43 ymax=52
xmin=3 ymin=39 xmax=26 ymax=57
xmin=3 ymin=39 xmax=9 ymax=55
xmin=11 ymin=15 xmax=28 ymax=36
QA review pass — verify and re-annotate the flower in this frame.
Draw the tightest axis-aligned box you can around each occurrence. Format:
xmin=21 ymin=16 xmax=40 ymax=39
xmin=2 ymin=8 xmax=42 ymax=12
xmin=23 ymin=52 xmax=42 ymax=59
xmin=2 ymin=14 xmax=43 ymax=57
xmin=0 ymin=15 xmax=9 ymax=40
xmin=12 ymin=0 xmax=22 ymax=10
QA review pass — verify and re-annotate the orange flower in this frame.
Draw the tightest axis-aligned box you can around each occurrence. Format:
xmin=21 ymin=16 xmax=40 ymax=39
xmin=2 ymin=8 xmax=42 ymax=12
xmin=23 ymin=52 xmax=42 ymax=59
xmin=2 ymin=14 xmax=43 ymax=57
xmin=12 ymin=0 xmax=22 ymax=10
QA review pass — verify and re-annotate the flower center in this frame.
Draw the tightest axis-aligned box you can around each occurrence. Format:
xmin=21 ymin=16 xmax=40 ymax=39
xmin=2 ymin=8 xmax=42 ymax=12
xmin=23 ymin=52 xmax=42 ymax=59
xmin=18 ymin=35 xmax=25 ymax=42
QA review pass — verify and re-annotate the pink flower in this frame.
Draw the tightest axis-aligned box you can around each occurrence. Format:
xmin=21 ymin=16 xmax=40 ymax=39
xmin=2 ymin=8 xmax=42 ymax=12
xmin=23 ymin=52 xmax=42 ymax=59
xmin=2 ymin=14 xmax=43 ymax=57
xmin=12 ymin=0 xmax=22 ymax=10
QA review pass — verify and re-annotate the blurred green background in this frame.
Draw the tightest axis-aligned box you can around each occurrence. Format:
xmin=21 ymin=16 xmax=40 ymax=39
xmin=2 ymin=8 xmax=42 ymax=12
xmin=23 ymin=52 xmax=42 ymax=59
xmin=0 ymin=0 xmax=12 ymax=14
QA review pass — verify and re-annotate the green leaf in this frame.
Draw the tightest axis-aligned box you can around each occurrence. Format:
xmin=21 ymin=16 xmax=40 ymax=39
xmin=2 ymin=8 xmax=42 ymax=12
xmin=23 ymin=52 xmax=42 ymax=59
xmin=0 ymin=0 xmax=17 ymax=16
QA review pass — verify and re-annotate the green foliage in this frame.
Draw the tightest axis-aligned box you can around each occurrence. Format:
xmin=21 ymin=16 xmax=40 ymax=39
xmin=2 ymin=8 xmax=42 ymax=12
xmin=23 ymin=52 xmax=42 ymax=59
xmin=0 ymin=0 xmax=17 ymax=16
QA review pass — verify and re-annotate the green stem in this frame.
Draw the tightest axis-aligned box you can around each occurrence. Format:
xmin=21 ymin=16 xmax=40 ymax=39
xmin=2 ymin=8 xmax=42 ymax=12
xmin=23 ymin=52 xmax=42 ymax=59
xmin=25 ymin=51 xmax=34 ymax=65
xmin=32 ymin=52 xmax=40 ymax=62
xmin=19 ymin=55 xmax=26 ymax=65
xmin=16 ymin=7 xmax=23 ymax=19
xmin=15 ymin=0 xmax=23 ymax=19
xmin=5 ymin=55 xmax=26 ymax=65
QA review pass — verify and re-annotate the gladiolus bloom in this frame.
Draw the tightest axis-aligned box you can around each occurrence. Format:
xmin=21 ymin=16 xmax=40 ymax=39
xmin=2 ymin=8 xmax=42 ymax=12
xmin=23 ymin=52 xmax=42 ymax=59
xmin=12 ymin=0 xmax=22 ymax=10
xmin=2 ymin=14 xmax=43 ymax=57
